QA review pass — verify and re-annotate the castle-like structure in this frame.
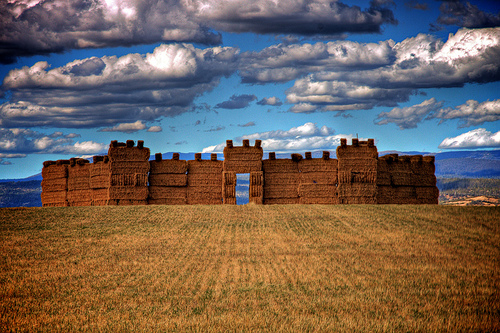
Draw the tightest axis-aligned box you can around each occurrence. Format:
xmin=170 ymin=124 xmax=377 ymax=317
xmin=41 ymin=138 xmax=439 ymax=206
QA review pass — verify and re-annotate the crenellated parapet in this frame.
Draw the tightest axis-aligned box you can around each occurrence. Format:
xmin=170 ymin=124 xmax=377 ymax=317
xmin=41 ymin=138 xmax=439 ymax=206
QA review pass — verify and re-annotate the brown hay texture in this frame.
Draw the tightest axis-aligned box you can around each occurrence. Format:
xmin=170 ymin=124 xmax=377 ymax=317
xmin=187 ymin=159 xmax=223 ymax=204
xmin=298 ymin=156 xmax=339 ymax=204
xmin=336 ymin=140 xmax=378 ymax=204
xmin=148 ymin=158 xmax=188 ymax=204
xmin=67 ymin=160 xmax=92 ymax=206
xmin=41 ymin=138 xmax=439 ymax=206
xmin=263 ymin=158 xmax=299 ymax=204
xmin=41 ymin=161 xmax=69 ymax=207
xmin=107 ymin=142 xmax=150 ymax=205
xmin=222 ymin=171 xmax=237 ymax=205
xmin=223 ymin=140 xmax=263 ymax=174
xmin=249 ymin=171 xmax=264 ymax=204
xmin=376 ymin=154 xmax=438 ymax=204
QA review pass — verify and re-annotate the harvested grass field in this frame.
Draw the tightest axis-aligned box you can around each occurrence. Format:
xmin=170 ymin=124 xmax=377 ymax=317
xmin=1 ymin=205 xmax=499 ymax=332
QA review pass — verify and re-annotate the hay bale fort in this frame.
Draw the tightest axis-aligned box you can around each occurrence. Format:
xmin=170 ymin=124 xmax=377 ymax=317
xmin=41 ymin=138 xmax=439 ymax=206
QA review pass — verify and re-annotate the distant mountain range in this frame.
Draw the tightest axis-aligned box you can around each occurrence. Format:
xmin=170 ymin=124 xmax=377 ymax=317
xmin=1 ymin=149 xmax=499 ymax=207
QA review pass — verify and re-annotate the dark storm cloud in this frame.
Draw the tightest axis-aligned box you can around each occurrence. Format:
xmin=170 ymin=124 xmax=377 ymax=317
xmin=436 ymin=0 xmax=500 ymax=28
xmin=0 ymin=44 xmax=239 ymax=128
xmin=0 ymin=0 xmax=222 ymax=64
xmin=193 ymin=0 xmax=397 ymax=36
xmin=215 ymin=94 xmax=257 ymax=109
xmin=1 ymin=0 xmax=397 ymax=64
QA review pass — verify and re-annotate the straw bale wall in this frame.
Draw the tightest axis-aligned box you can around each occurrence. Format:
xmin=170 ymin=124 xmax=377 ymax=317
xmin=41 ymin=138 xmax=438 ymax=207
xmin=41 ymin=160 xmax=69 ymax=207
xmin=223 ymin=140 xmax=263 ymax=174
xmin=336 ymin=139 xmax=378 ymax=204
xmin=376 ymin=154 xmax=438 ymax=204
xmin=147 ymin=155 xmax=188 ymax=205
xmin=249 ymin=171 xmax=263 ymax=204
xmin=297 ymin=154 xmax=338 ymax=204
xmin=107 ymin=141 xmax=150 ymax=205
xmin=66 ymin=159 xmax=92 ymax=206
xmin=262 ymin=158 xmax=299 ymax=204
xmin=223 ymin=171 xmax=237 ymax=205
xmin=187 ymin=157 xmax=223 ymax=204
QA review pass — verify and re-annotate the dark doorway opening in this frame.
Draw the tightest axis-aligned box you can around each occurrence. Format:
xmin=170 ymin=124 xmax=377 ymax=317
xmin=236 ymin=173 xmax=250 ymax=205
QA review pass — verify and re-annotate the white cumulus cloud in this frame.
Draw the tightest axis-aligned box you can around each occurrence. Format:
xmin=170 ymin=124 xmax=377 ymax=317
xmin=438 ymin=128 xmax=500 ymax=149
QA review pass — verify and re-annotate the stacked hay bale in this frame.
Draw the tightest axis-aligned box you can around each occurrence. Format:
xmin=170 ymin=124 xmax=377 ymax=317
xmin=187 ymin=153 xmax=223 ymax=204
xmin=67 ymin=158 xmax=92 ymax=206
xmin=262 ymin=153 xmax=300 ymax=204
xmin=222 ymin=139 xmax=264 ymax=204
xmin=222 ymin=171 xmax=237 ymax=204
xmin=90 ymin=156 xmax=110 ymax=206
xmin=148 ymin=153 xmax=188 ymax=205
xmin=41 ymin=160 xmax=69 ymax=207
xmin=336 ymin=138 xmax=378 ymax=204
xmin=377 ymin=154 xmax=438 ymax=204
xmin=223 ymin=140 xmax=263 ymax=173
xmin=298 ymin=151 xmax=339 ymax=204
xmin=107 ymin=140 xmax=150 ymax=205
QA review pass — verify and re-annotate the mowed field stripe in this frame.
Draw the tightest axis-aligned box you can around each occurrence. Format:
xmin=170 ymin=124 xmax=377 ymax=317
xmin=0 ymin=205 xmax=498 ymax=332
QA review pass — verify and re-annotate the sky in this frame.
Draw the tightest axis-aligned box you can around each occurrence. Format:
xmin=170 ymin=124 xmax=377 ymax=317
xmin=1 ymin=0 xmax=499 ymax=179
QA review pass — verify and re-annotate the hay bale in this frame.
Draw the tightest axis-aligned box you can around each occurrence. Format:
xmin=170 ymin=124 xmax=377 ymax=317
xmin=109 ymin=161 xmax=150 ymax=175
xmin=187 ymin=187 xmax=223 ymax=205
xmin=90 ymin=175 xmax=110 ymax=189
xmin=110 ymin=173 xmax=148 ymax=187
xmin=263 ymin=198 xmax=300 ymax=205
xmin=109 ymin=186 xmax=148 ymax=200
xmin=299 ymin=172 xmax=336 ymax=185
xmin=264 ymin=173 xmax=299 ymax=185
xmin=92 ymin=188 xmax=109 ymax=205
xmin=148 ymin=186 xmax=187 ymax=201
xmin=42 ymin=163 xmax=68 ymax=180
xmin=187 ymin=173 xmax=222 ymax=187
xmin=249 ymin=171 xmax=263 ymax=204
xmin=41 ymin=178 xmax=68 ymax=192
xmin=298 ymin=159 xmax=337 ymax=173
xmin=149 ymin=174 xmax=187 ymax=187
xmin=299 ymin=197 xmax=338 ymax=204
xmin=223 ymin=171 xmax=236 ymax=204
xmin=298 ymin=184 xmax=337 ymax=198
xmin=90 ymin=161 xmax=110 ymax=178
xmin=262 ymin=159 xmax=299 ymax=173
xmin=264 ymin=185 xmax=298 ymax=199
xmin=188 ymin=160 xmax=223 ymax=174
xmin=223 ymin=160 xmax=262 ymax=173
xmin=108 ymin=145 xmax=150 ymax=162
xmin=41 ymin=190 xmax=68 ymax=207
xmin=150 ymin=160 xmax=188 ymax=174
xmin=148 ymin=198 xmax=187 ymax=205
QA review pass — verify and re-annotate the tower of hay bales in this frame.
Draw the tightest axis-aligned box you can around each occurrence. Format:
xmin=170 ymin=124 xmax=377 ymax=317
xmin=377 ymin=154 xmax=438 ymax=204
xmin=336 ymin=138 xmax=378 ymax=204
xmin=41 ymin=160 xmax=70 ymax=207
xmin=90 ymin=155 xmax=110 ymax=206
xmin=298 ymin=151 xmax=339 ymax=204
xmin=262 ymin=152 xmax=300 ymax=204
xmin=107 ymin=140 xmax=150 ymax=205
xmin=187 ymin=153 xmax=223 ymax=204
xmin=148 ymin=153 xmax=188 ymax=205
xmin=223 ymin=140 xmax=264 ymax=204
xmin=67 ymin=158 xmax=92 ymax=206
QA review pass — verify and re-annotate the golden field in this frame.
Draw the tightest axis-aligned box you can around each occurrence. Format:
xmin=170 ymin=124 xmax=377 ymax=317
xmin=1 ymin=205 xmax=499 ymax=332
